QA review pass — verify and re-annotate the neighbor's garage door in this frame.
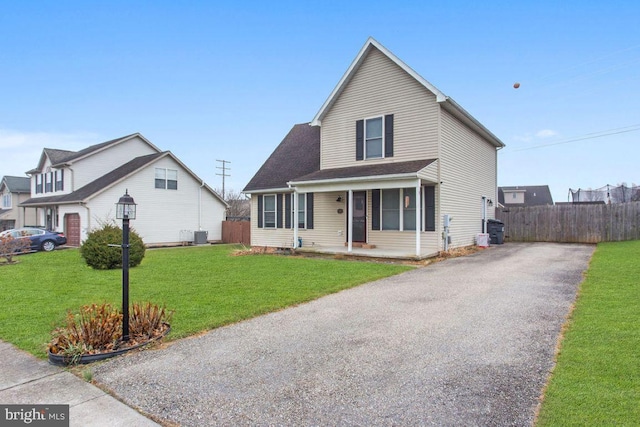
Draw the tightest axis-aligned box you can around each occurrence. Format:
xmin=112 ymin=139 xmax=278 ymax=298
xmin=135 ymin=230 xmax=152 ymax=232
xmin=65 ymin=213 xmax=81 ymax=247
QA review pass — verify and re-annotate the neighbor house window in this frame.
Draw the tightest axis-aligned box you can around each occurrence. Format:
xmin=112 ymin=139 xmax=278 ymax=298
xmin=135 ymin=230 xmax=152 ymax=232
xmin=155 ymin=168 xmax=178 ymax=190
xmin=36 ymin=174 xmax=43 ymax=194
xmin=45 ymin=173 xmax=53 ymax=193
xmin=365 ymin=117 xmax=383 ymax=159
xmin=2 ymin=193 xmax=11 ymax=208
xmin=263 ymin=194 xmax=276 ymax=228
xmin=55 ymin=170 xmax=64 ymax=191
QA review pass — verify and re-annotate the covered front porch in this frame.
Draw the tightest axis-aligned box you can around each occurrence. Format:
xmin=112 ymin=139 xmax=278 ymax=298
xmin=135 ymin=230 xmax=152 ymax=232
xmin=288 ymin=158 xmax=442 ymax=259
xmin=295 ymin=244 xmax=440 ymax=260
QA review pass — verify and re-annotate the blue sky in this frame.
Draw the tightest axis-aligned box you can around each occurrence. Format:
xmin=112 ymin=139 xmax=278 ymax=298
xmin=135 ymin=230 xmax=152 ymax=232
xmin=1 ymin=1 xmax=638 ymax=204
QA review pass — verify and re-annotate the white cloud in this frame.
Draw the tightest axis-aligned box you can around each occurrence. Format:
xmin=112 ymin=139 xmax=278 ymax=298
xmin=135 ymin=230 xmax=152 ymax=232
xmin=0 ymin=129 xmax=101 ymax=177
xmin=535 ymin=129 xmax=558 ymax=138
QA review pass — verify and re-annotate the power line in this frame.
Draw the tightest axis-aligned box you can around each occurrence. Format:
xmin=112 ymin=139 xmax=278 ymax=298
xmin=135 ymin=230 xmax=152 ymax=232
xmin=216 ymin=159 xmax=230 ymax=199
xmin=511 ymin=123 xmax=640 ymax=152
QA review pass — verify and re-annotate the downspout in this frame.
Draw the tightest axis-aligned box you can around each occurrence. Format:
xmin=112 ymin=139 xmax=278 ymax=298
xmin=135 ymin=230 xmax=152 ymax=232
xmin=415 ymin=179 xmax=421 ymax=257
xmin=347 ymin=190 xmax=353 ymax=253
xmin=199 ymin=180 xmax=205 ymax=230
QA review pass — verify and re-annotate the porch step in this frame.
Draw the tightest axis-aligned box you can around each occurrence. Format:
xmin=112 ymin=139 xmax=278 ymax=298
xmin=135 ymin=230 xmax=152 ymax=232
xmin=344 ymin=242 xmax=376 ymax=249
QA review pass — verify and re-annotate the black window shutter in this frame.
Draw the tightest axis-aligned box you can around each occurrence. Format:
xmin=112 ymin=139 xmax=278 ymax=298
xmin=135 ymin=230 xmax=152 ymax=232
xmin=277 ymin=194 xmax=283 ymax=228
xmin=306 ymin=193 xmax=314 ymax=229
xmin=385 ymin=114 xmax=394 ymax=158
xmin=372 ymin=189 xmax=381 ymax=230
xmin=356 ymin=120 xmax=364 ymax=161
xmin=425 ymin=186 xmax=435 ymax=231
xmin=257 ymin=195 xmax=264 ymax=228
xmin=285 ymin=193 xmax=291 ymax=228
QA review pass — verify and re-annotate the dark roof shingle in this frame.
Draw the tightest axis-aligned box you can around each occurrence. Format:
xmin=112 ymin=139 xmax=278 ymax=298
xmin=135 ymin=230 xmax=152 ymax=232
xmin=243 ymin=124 xmax=320 ymax=192
xmin=292 ymin=159 xmax=436 ymax=183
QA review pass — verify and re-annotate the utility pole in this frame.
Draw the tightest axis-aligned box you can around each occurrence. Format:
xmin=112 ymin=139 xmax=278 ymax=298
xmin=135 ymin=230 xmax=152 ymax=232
xmin=216 ymin=159 xmax=231 ymax=200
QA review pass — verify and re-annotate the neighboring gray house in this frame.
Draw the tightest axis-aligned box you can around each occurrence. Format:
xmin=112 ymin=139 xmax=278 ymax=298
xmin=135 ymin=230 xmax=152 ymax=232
xmin=498 ymin=186 xmax=554 ymax=208
xmin=0 ymin=176 xmax=37 ymax=230
xmin=20 ymin=133 xmax=228 ymax=246
xmin=244 ymin=38 xmax=505 ymax=259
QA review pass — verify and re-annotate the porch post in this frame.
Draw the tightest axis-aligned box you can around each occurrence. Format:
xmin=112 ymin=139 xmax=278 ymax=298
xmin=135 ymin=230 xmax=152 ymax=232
xmin=293 ymin=192 xmax=299 ymax=248
xmin=347 ymin=189 xmax=353 ymax=253
xmin=416 ymin=180 xmax=421 ymax=257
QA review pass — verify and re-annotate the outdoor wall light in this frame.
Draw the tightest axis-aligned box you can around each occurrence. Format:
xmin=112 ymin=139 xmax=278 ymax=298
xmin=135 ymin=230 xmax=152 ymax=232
xmin=336 ymin=196 xmax=343 ymax=202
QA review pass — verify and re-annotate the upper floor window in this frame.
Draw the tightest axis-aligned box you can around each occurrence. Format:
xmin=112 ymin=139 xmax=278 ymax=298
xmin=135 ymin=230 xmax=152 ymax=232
xmin=35 ymin=174 xmax=43 ymax=194
xmin=365 ymin=117 xmax=383 ymax=159
xmin=155 ymin=168 xmax=178 ymax=190
xmin=55 ymin=170 xmax=64 ymax=191
xmin=2 ymin=193 xmax=11 ymax=208
xmin=356 ymin=114 xmax=394 ymax=161
xmin=45 ymin=172 xmax=53 ymax=193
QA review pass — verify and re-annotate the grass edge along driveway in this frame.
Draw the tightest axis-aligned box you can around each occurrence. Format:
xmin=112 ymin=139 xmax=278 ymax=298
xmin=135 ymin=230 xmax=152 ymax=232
xmin=536 ymin=240 xmax=640 ymax=426
xmin=0 ymin=244 xmax=412 ymax=358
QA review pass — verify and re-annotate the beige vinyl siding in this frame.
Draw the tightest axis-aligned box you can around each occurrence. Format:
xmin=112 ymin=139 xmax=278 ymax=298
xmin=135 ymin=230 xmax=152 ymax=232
xmin=297 ymin=192 xmax=347 ymax=247
xmin=321 ymin=47 xmax=439 ymax=169
xmin=250 ymin=195 xmax=294 ymax=248
xmin=439 ymin=108 xmax=497 ymax=248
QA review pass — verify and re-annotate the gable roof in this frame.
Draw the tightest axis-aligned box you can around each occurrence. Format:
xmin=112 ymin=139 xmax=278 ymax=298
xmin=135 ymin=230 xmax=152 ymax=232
xmin=310 ymin=37 xmax=504 ymax=148
xmin=27 ymin=133 xmax=161 ymax=173
xmin=498 ymin=185 xmax=554 ymax=206
xmin=243 ymin=124 xmax=320 ymax=193
xmin=1 ymin=176 xmax=30 ymax=193
xmin=20 ymin=152 xmax=227 ymax=207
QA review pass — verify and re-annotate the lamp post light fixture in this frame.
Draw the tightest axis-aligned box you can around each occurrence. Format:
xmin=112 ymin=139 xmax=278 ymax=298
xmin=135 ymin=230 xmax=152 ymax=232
xmin=116 ymin=190 xmax=137 ymax=342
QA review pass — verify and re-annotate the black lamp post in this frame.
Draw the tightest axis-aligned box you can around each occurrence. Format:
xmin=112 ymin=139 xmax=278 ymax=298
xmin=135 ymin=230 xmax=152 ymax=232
xmin=116 ymin=190 xmax=137 ymax=342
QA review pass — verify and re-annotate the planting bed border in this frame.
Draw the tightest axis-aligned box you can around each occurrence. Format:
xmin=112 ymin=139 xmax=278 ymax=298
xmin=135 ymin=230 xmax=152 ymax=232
xmin=48 ymin=324 xmax=170 ymax=366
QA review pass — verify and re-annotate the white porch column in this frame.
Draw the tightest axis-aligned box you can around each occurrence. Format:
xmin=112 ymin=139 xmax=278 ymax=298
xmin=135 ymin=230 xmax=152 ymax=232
xmin=293 ymin=192 xmax=299 ymax=248
xmin=347 ymin=189 xmax=353 ymax=253
xmin=416 ymin=180 xmax=421 ymax=257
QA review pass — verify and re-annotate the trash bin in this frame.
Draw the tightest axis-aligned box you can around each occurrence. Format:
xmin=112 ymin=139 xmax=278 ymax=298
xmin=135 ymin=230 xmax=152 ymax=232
xmin=487 ymin=219 xmax=504 ymax=244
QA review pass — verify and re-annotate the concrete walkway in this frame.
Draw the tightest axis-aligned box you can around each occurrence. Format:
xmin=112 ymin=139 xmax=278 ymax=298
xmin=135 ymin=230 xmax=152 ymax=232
xmin=0 ymin=340 xmax=159 ymax=427
xmin=90 ymin=242 xmax=594 ymax=426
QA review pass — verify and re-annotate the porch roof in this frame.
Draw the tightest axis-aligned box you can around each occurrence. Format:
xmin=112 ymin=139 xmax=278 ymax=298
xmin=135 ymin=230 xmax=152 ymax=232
xmin=289 ymin=158 xmax=436 ymax=185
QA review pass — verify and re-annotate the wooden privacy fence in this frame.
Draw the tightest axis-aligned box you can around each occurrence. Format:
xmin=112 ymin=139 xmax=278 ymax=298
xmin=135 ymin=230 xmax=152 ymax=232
xmin=495 ymin=202 xmax=640 ymax=243
xmin=222 ymin=221 xmax=251 ymax=245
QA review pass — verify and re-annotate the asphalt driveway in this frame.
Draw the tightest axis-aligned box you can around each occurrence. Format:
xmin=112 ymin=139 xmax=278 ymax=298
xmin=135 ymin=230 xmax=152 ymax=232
xmin=93 ymin=242 xmax=594 ymax=426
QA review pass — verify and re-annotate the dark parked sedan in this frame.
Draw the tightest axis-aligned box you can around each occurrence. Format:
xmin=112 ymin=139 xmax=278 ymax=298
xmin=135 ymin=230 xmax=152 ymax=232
xmin=0 ymin=228 xmax=67 ymax=252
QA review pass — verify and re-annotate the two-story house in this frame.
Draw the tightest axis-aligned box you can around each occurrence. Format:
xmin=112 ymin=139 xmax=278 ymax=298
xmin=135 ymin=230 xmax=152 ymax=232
xmin=243 ymin=38 xmax=504 ymax=259
xmin=0 ymin=176 xmax=36 ymax=231
xmin=20 ymin=133 xmax=227 ymax=246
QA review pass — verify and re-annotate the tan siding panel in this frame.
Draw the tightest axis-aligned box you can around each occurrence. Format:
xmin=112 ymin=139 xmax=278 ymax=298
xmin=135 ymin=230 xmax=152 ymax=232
xmin=321 ymin=48 xmax=439 ymax=170
xmin=440 ymin=109 xmax=497 ymax=248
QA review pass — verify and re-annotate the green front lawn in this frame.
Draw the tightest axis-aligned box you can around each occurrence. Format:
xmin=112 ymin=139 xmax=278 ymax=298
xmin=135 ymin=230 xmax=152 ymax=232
xmin=1 ymin=244 xmax=412 ymax=357
xmin=537 ymin=240 xmax=640 ymax=425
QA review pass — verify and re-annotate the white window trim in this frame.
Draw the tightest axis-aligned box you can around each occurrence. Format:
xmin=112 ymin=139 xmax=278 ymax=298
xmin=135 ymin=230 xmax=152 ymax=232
xmin=364 ymin=115 xmax=385 ymax=160
xmin=297 ymin=193 xmax=306 ymax=229
xmin=155 ymin=167 xmax=178 ymax=190
xmin=263 ymin=194 xmax=277 ymax=229
xmin=2 ymin=193 xmax=11 ymax=209
xmin=379 ymin=188 xmax=420 ymax=232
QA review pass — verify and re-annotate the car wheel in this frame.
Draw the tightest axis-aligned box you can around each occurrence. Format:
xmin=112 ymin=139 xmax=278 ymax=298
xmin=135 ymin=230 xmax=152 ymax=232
xmin=41 ymin=240 xmax=56 ymax=252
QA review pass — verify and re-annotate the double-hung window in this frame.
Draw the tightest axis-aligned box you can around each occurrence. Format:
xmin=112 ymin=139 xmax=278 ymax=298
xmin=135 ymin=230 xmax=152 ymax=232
xmin=155 ymin=168 xmax=178 ymax=190
xmin=379 ymin=188 xmax=417 ymax=231
xmin=297 ymin=193 xmax=306 ymax=229
xmin=365 ymin=117 xmax=383 ymax=159
xmin=263 ymin=195 xmax=276 ymax=228
xmin=2 ymin=192 xmax=11 ymax=209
